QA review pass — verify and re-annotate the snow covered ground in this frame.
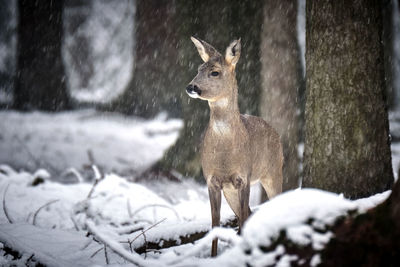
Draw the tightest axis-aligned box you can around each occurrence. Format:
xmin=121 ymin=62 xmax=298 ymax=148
xmin=0 ymin=109 xmax=398 ymax=266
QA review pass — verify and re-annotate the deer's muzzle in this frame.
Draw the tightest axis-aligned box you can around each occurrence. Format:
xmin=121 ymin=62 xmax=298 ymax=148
xmin=186 ymin=84 xmax=202 ymax=98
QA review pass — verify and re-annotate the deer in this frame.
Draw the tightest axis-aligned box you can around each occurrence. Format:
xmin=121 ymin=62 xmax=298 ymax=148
xmin=185 ymin=36 xmax=283 ymax=257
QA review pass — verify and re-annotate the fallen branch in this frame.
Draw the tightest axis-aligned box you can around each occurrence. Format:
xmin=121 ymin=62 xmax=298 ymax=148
xmin=132 ymin=216 xmax=238 ymax=254
xmin=86 ymin=220 xmax=162 ymax=267
xmin=32 ymin=199 xmax=60 ymax=226
xmin=3 ymin=184 xmax=14 ymax=223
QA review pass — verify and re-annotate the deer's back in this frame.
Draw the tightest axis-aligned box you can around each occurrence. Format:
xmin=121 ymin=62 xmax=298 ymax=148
xmin=240 ymin=114 xmax=283 ymax=183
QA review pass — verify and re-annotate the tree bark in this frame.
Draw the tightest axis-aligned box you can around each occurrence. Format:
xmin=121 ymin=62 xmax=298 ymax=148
xmin=14 ymin=0 xmax=70 ymax=111
xmin=153 ymin=0 xmax=264 ymax=180
xmin=303 ymin=0 xmax=393 ymax=198
xmin=259 ymin=0 xmax=301 ymax=192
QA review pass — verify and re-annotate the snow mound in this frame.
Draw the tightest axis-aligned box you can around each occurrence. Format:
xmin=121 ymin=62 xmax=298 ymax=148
xmin=243 ymin=189 xmax=356 ymax=249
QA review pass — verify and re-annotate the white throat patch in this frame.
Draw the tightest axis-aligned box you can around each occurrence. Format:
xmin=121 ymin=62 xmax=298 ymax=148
xmin=212 ymin=120 xmax=232 ymax=135
xmin=214 ymin=98 xmax=229 ymax=108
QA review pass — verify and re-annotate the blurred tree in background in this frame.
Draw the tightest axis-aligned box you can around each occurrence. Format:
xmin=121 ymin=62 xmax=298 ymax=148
xmin=14 ymin=0 xmax=70 ymax=111
xmin=260 ymin=0 xmax=302 ymax=192
xmin=104 ymin=0 xmax=180 ymax=118
xmin=0 ymin=0 xmax=16 ymax=106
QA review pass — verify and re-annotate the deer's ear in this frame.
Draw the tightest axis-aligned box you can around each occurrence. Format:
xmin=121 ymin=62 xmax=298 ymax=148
xmin=225 ymin=38 xmax=241 ymax=68
xmin=190 ymin=36 xmax=219 ymax=62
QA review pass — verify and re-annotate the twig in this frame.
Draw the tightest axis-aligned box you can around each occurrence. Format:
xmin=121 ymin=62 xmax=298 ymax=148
xmin=3 ymin=184 xmax=14 ymax=223
xmin=61 ymin=168 xmax=84 ymax=183
xmin=104 ymin=244 xmax=109 ymax=265
xmin=70 ymin=214 xmax=80 ymax=231
xmin=130 ymin=204 xmax=181 ymax=221
xmin=26 ymin=254 xmax=35 ymax=264
xmin=86 ymin=164 xmax=105 ymax=199
xmin=85 ymin=150 xmax=105 ymax=199
xmin=130 ymin=218 xmax=167 ymax=244
xmin=115 ymin=222 xmax=148 ymax=235
xmin=87 ymin=149 xmax=95 ymax=165
xmin=142 ymin=230 xmax=147 ymax=259
xmin=81 ymin=238 xmax=93 ymax=251
xmin=90 ymin=247 xmax=104 ymax=258
xmin=120 ymin=239 xmax=134 ymax=253
xmin=86 ymin=158 xmax=105 ymax=199
xmin=32 ymin=199 xmax=59 ymax=226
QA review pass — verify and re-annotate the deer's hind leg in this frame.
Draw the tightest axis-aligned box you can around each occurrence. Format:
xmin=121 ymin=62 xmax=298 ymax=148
xmin=222 ymin=182 xmax=251 ymax=233
xmin=260 ymin=166 xmax=283 ymax=200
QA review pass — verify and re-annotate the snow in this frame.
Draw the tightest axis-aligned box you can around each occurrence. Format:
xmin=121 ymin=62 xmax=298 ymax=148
xmin=0 ymin=110 xmax=182 ymax=178
xmin=0 ymin=223 xmax=93 ymax=267
xmin=0 ymin=109 xmax=398 ymax=266
xmin=0 ymin=162 xmax=394 ymax=266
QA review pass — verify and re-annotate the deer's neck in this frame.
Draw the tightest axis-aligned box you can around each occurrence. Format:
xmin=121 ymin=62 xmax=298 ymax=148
xmin=208 ymin=87 xmax=241 ymax=135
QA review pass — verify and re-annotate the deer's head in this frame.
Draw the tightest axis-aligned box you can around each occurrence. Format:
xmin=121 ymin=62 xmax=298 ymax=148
xmin=186 ymin=37 xmax=241 ymax=102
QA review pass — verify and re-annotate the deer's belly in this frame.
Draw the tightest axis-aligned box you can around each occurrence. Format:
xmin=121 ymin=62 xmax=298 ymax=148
xmin=201 ymin=150 xmax=251 ymax=182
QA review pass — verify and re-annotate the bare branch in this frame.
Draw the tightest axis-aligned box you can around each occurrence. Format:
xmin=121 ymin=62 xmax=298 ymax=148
xmin=32 ymin=199 xmax=59 ymax=226
xmin=3 ymin=184 xmax=14 ymax=223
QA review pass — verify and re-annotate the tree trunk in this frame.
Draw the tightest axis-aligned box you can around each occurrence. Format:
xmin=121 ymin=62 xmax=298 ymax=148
xmin=259 ymin=0 xmax=301 ymax=193
xmin=14 ymin=0 xmax=69 ymax=111
xmin=152 ymin=0 xmax=264 ymax=180
xmin=303 ymin=0 xmax=393 ymax=198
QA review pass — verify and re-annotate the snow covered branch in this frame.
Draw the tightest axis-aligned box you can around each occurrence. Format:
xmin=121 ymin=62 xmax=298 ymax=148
xmin=2 ymin=184 xmax=14 ymax=223
xmin=86 ymin=220 xmax=162 ymax=267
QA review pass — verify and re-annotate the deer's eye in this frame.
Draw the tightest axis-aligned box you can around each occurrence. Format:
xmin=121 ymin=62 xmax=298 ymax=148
xmin=211 ymin=71 xmax=219 ymax=77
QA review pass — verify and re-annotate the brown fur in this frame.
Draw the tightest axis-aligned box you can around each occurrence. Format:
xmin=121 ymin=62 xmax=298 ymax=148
xmin=186 ymin=37 xmax=283 ymax=256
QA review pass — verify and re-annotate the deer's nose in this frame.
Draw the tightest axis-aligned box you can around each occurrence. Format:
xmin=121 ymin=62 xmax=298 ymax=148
xmin=186 ymin=84 xmax=202 ymax=96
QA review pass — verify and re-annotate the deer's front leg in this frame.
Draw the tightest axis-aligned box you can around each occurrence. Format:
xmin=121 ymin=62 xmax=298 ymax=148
xmin=208 ymin=183 xmax=221 ymax=257
xmin=237 ymin=179 xmax=250 ymax=234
